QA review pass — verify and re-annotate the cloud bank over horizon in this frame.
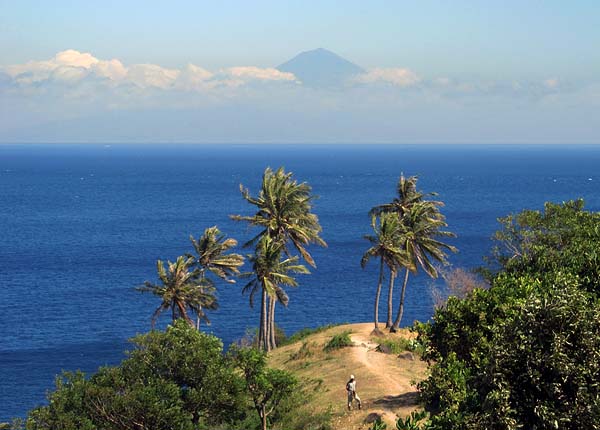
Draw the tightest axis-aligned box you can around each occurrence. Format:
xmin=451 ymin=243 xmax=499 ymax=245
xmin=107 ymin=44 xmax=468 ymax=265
xmin=1 ymin=49 xmax=598 ymax=143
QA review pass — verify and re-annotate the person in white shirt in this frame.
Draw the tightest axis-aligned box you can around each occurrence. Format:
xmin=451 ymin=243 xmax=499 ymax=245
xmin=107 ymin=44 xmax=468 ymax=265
xmin=346 ymin=374 xmax=362 ymax=410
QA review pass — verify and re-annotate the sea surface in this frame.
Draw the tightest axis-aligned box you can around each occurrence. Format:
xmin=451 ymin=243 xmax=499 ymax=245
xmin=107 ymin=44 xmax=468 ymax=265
xmin=1 ymin=144 xmax=600 ymax=420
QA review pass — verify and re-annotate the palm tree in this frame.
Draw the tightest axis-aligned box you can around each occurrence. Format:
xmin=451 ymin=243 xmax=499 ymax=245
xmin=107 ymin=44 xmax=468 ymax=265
xmin=231 ymin=167 xmax=326 ymax=267
xmin=189 ymin=226 xmax=244 ymax=329
xmin=369 ymin=174 xmax=443 ymax=220
xmin=390 ymin=201 xmax=457 ymax=331
xmin=232 ymin=167 xmax=325 ymax=350
xmin=242 ymin=236 xmax=309 ymax=351
xmin=137 ymin=256 xmax=217 ymax=328
xmin=361 ymin=213 xmax=412 ymax=333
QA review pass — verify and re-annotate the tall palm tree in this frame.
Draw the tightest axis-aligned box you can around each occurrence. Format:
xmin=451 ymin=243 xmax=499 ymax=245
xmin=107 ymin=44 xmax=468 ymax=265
xmin=231 ymin=167 xmax=326 ymax=267
xmin=137 ymin=256 xmax=217 ymax=328
xmin=361 ymin=213 xmax=412 ymax=333
xmin=390 ymin=201 xmax=457 ymax=331
xmin=242 ymin=236 xmax=309 ymax=351
xmin=189 ymin=226 xmax=245 ymax=329
xmin=232 ymin=167 xmax=325 ymax=350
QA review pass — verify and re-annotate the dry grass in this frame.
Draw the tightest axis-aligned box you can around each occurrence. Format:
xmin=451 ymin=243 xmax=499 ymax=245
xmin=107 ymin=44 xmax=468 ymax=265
xmin=268 ymin=323 xmax=428 ymax=430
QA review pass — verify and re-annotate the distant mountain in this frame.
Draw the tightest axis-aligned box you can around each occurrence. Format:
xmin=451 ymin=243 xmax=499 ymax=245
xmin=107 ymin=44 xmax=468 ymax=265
xmin=277 ymin=48 xmax=364 ymax=88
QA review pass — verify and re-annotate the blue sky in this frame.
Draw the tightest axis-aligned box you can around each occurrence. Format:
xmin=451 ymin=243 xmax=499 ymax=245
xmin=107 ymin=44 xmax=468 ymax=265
xmin=1 ymin=1 xmax=599 ymax=143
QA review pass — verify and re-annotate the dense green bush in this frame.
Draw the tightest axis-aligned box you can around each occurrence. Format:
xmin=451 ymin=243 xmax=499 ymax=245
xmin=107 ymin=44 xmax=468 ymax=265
xmin=323 ymin=331 xmax=353 ymax=352
xmin=418 ymin=273 xmax=600 ymax=429
xmin=484 ymin=199 xmax=600 ymax=295
xmin=415 ymin=201 xmax=600 ymax=429
xmin=22 ymin=321 xmax=304 ymax=430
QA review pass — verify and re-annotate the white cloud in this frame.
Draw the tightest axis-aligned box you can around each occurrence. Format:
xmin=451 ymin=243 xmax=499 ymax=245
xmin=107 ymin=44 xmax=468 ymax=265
xmin=1 ymin=50 xmax=300 ymax=92
xmin=223 ymin=66 xmax=297 ymax=82
xmin=54 ymin=49 xmax=99 ymax=68
xmin=126 ymin=64 xmax=180 ymax=89
xmin=91 ymin=59 xmax=128 ymax=81
xmin=354 ymin=68 xmax=420 ymax=87
xmin=3 ymin=50 xmax=128 ymax=85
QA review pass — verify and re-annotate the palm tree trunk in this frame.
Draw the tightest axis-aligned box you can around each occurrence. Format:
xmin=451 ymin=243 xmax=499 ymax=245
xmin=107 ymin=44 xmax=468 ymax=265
xmin=260 ymin=288 xmax=268 ymax=351
xmin=391 ymin=268 xmax=410 ymax=332
xmin=386 ymin=269 xmax=396 ymax=328
xmin=196 ymin=305 xmax=202 ymax=330
xmin=374 ymin=258 xmax=384 ymax=331
xmin=269 ymin=298 xmax=277 ymax=350
xmin=265 ymin=296 xmax=271 ymax=351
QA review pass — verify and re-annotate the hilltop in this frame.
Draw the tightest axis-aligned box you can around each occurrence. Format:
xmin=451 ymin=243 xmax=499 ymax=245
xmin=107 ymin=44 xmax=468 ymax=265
xmin=269 ymin=323 xmax=428 ymax=430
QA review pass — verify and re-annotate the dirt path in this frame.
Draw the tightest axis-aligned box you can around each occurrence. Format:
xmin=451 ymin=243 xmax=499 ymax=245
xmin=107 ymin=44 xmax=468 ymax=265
xmin=343 ymin=328 xmax=421 ymax=427
xmin=270 ymin=322 xmax=427 ymax=430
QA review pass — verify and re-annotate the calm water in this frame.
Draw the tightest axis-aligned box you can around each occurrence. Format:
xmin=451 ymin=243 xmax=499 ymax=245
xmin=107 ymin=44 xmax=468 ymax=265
xmin=1 ymin=144 xmax=600 ymax=420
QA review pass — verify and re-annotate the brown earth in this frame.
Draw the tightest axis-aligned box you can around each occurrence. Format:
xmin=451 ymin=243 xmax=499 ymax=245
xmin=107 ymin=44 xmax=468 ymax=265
xmin=268 ymin=323 xmax=429 ymax=430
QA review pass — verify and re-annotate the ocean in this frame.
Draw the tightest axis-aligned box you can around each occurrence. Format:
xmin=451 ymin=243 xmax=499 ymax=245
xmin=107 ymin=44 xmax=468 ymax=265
xmin=1 ymin=144 xmax=600 ymax=421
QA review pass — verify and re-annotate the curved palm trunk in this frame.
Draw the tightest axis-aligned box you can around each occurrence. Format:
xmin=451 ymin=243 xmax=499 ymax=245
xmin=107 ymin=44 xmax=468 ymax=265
xmin=391 ymin=268 xmax=410 ymax=332
xmin=374 ymin=258 xmax=384 ymax=330
xmin=386 ymin=269 xmax=396 ymax=328
xmin=269 ymin=298 xmax=276 ymax=350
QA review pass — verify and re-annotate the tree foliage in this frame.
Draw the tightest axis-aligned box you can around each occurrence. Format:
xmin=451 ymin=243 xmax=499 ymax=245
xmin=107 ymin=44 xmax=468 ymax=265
xmin=416 ymin=200 xmax=600 ymax=430
xmin=484 ymin=199 xmax=600 ymax=295
xmin=136 ymin=256 xmax=215 ymax=328
xmin=24 ymin=321 xmax=247 ymax=430
xmin=188 ymin=226 xmax=244 ymax=328
xmin=232 ymin=346 xmax=297 ymax=430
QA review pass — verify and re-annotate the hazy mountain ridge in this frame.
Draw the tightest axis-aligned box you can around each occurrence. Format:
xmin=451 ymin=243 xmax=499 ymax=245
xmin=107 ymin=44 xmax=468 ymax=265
xmin=277 ymin=48 xmax=365 ymax=88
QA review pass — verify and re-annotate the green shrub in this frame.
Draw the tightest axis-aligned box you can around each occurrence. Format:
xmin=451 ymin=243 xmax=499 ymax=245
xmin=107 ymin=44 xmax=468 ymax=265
xmin=374 ymin=337 xmax=423 ymax=355
xmin=370 ymin=417 xmax=387 ymax=430
xmin=289 ymin=341 xmax=313 ymax=361
xmin=323 ymin=331 xmax=353 ymax=352
xmin=418 ymin=273 xmax=600 ymax=429
xmin=282 ymin=324 xmax=342 ymax=345
xmin=396 ymin=410 xmax=429 ymax=430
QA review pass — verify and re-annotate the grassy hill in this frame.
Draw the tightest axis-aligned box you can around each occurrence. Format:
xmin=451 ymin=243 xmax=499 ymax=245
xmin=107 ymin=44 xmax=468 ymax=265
xmin=269 ymin=323 xmax=428 ymax=430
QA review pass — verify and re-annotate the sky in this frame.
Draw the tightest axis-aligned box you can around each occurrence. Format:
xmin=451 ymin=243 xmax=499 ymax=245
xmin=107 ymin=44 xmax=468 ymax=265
xmin=1 ymin=0 xmax=599 ymax=143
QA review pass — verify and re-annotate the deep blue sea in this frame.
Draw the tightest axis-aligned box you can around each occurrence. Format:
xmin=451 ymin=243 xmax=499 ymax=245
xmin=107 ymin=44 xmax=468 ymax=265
xmin=1 ymin=144 xmax=600 ymax=420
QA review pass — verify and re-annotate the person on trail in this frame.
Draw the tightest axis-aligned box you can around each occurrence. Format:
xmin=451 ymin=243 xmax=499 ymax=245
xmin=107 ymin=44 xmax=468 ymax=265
xmin=346 ymin=374 xmax=362 ymax=410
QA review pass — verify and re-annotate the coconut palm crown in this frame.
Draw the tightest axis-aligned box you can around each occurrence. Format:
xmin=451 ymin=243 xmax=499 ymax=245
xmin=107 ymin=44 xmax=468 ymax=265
xmin=231 ymin=166 xmax=326 ymax=267
xmin=189 ymin=226 xmax=244 ymax=283
xmin=137 ymin=256 xmax=218 ymax=328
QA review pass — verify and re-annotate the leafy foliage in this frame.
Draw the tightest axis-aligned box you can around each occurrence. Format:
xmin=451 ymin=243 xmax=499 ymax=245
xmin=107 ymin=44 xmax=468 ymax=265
xmin=24 ymin=321 xmax=247 ymax=430
xmin=373 ymin=337 xmax=419 ymax=355
xmin=323 ymin=331 xmax=353 ymax=352
xmin=396 ymin=410 xmax=429 ymax=430
xmin=370 ymin=417 xmax=388 ymax=430
xmin=484 ymin=199 xmax=600 ymax=295
xmin=232 ymin=346 xmax=297 ymax=430
xmin=418 ymin=274 xmax=600 ymax=429
xmin=187 ymin=226 xmax=244 ymax=327
xmin=416 ymin=200 xmax=600 ymax=429
xmin=137 ymin=256 xmax=215 ymax=327
xmin=231 ymin=166 xmax=326 ymax=267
